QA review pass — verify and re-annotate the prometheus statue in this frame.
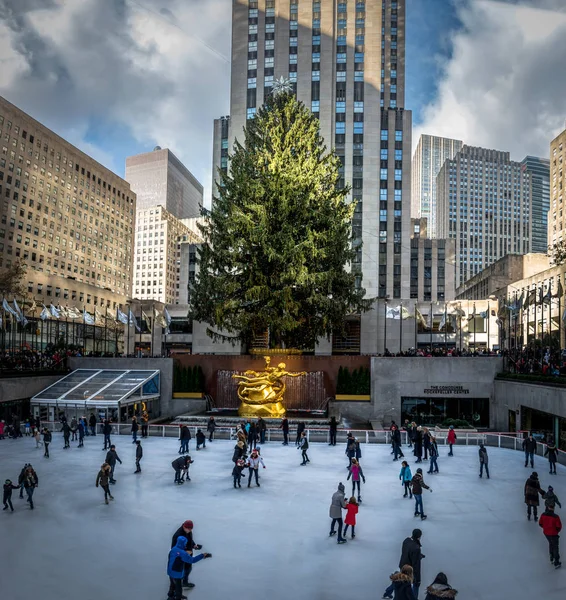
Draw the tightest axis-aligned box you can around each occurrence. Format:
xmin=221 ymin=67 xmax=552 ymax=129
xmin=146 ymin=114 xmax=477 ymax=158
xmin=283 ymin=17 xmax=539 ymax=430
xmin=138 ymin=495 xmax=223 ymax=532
xmin=233 ymin=356 xmax=306 ymax=418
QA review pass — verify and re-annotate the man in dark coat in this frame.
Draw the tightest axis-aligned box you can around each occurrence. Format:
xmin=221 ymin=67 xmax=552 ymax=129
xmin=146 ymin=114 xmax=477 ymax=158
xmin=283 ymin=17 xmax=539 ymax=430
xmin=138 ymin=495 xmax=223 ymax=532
xmin=105 ymin=445 xmax=122 ymax=484
xmin=523 ymin=434 xmax=537 ymax=468
xmin=399 ymin=529 xmax=425 ymax=599
xmin=413 ymin=427 xmax=423 ymax=463
xmin=131 ymin=417 xmax=139 ymax=443
xmin=257 ymin=417 xmax=267 ymax=444
xmin=248 ymin=421 xmax=257 ymax=450
xmin=172 ymin=456 xmax=192 ymax=484
xmin=42 ymin=429 xmax=52 ymax=458
xmin=296 ymin=421 xmax=306 ymax=446
xmin=135 ymin=440 xmax=143 ymax=473
xmin=392 ymin=426 xmax=404 ymax=461
xmin=525 ymin=471 xmax=545 ymax=521
xmin=102 ymin=420 xmax=112 ymax=451
xmin=62 ymin=422 xmax=71 ymax=449
xmin=89 ymin=413 xmax=97 ymax=436
xmin=171 ymin=520 xmax=203 ymax=589
xmin=280 ymin=417 xmax=289 ymax=445
xmin=179 ymin=425 xmax=191 ymax=454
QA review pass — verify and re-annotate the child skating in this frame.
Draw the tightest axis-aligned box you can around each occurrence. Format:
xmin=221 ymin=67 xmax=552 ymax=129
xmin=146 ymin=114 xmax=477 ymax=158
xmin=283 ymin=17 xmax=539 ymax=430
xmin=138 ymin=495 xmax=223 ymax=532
xmin=343 ymin=496 xmax=359 ymax=539
xmin=400 ymin=461 xmax=413 ymax=498
xmin=247 ymin=448 xmax=266 ymax=487
xmin=3 ymin=479 xmax=19 ymax=511
xmin=298 ymin=431 xmax=310 ymax=465
xmin=232 ymin=458 xmax=246 ymax=488
xmin=347 ymin=458 xmax=366 ymax=503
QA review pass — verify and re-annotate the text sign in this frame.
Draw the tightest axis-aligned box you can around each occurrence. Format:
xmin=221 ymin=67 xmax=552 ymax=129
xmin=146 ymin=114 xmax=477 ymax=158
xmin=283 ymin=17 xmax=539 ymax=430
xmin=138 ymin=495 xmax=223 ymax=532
xmin=423 ymin=385 xmax=470 ymax=395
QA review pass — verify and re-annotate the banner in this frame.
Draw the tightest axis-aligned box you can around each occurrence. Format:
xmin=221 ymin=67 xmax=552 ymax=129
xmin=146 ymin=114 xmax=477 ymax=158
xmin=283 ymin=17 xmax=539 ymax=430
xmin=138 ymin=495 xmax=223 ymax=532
xmin=386 ymin=306 xmax=401 ymax=320
xmin=49 ymin=304 xmax=60 ymax=319
xmin=3 ymin=298 xmax=18 ymax=319
xmin=129 ymin=309 xmax=141 ymax=332
xmin=67 ymin=306 xmax=81 ymax=319
xmin=83 ymin=308 xmax=95 ymax=326
xmin=40 ymin=305 xmax=50 ymax=321
xmin=116 ymin=308 xmax=129 ymax=325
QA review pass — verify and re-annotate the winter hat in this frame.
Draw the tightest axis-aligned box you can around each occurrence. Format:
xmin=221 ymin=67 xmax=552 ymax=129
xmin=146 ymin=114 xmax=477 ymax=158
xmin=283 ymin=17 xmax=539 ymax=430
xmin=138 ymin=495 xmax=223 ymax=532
xmin=412 ymin=528 xmax=422 ymax=540
xmin=5 ymin=479 xmax=11 ymax=485
xmin=548 ymin=486 xmax=554 ymax=492
xmin=416 ymin=468 xmax=423 ymax=474
xmin=532 ymin=472 xmax=538 ymax=479
xmin=183 ymin=520 xmax=194 ymax=530
xmin=338 ymin=482 xmax=345 ymax=493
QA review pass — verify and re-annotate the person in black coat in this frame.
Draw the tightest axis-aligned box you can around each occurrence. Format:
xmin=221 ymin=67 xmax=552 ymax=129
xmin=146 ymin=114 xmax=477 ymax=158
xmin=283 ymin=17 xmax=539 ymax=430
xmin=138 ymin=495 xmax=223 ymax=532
xmin=296 ymin=422 xmax=306 ymax=446
xmin=280 ymin=417 xmax=289 ymax=445
xmin=545 ymin=440 xmax=558 ymax=475
xmin=399 ymin=529 xmax=425 ymax=599
xmin=195 ymin=429 xmax=206 ymax=450
xmin=232 ymin=440 xmax=246 ymax=464
xmin=179 ymin=425 xmax=191 ymax=454
xmin=3 ymin=479 xmax=19 ymax=512
xmin=392 ymin=426 xmax=404 ymax=461
xmin=413 ymin=428 xmax=423 ymax=463
xmin=329 ymin=416 xmax=338 ymax=446
xmin=171 ymin=520 xmax=203 ymax=589
xmin=248 ymin=421 xmax=257 ymax=450
xmin=523 ymin=434 xmax=537 ymax=468
xmin=89 ymin=413 xmax=97 ymax=436
xmin=424 ymin=572 xmax=457 ymax=600
xmin=105 ymin=445 xmax=122 ymax=484
xmin=172 ymin=456 xmax=192 ymax=484
xmin=422 ymin=428 xmax=431 ymax=461
xmin=42 ymin=428 xmax=52 ymax=458
xmin=62 ymin=422 xmax=71 ymax=449
xmin=102 ymin=420 xmax=112 ymax=451
xmin=135 ymin=440 xmax=143 ymax=473
xmin=383 ymin=565 xmax=416 ymax=600
xmin=207 ymin=417 xmax=216 ymax=442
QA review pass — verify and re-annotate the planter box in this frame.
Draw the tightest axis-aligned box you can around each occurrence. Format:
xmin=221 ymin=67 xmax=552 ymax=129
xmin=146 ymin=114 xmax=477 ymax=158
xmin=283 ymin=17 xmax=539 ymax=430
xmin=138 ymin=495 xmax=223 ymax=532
xmin=335 ymin=394 xmax=371 ymax=402
xmin=173 ymin=392 xmax=204 ymax=399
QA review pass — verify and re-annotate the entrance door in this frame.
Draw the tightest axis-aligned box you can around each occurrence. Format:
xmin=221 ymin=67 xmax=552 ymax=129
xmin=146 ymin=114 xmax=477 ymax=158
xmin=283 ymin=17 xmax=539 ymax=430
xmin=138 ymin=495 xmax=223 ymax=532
xmin=508 ymin=409 xmax=516 ymax=433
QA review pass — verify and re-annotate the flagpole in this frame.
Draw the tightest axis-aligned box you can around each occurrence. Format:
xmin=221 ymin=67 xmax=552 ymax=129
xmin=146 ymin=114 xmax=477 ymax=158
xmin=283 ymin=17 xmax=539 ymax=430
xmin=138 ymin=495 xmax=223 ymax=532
xmin=139 ymin=302 xmax=143 ymax=357
xmin=444 ymin=303 xmax=447 ymax=353
xmin=414 ymin=303 xmax=417 ymax=350
xmin=473 ymin=302 xmax=476 ymax=352
xmin=151 ymin=303 xmax=155 ymax=357
xmin=104 ymin=307 xmax=108 ymax=355
xmin=430 ymin=302 xmax=433 ymax=350
xmin=383 ymin=298 xmax=387 ymax=355
xmin=127 ymin=303 xmax=131 ymax=357
xmin=399 ymin=302 xmax=403 ymax=354
xmin=487 ymin=300 xmax=490 ymax=353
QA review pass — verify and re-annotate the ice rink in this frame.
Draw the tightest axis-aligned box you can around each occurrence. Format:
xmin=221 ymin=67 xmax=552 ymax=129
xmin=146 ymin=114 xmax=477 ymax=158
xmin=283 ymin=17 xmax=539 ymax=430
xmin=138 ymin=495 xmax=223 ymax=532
xmin=1 ymin=433 xmax=565 ymax=600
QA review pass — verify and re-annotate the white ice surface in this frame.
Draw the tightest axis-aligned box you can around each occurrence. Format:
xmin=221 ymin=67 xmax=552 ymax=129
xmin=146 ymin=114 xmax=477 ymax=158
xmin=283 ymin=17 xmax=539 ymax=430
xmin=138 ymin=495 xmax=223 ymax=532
xmin=1 ymin=435 xmax=565 ymax=600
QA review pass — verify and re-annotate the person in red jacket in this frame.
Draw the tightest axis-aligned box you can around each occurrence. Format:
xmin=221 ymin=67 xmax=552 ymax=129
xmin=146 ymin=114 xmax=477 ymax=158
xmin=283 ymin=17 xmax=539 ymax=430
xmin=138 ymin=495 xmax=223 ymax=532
xmin=343 ymin=496 xmax=359 ymax=539
xmin=447 ymin=426 xmax=457 ymax=457
xmin=539 ymin=505 xmax=562 ymax=568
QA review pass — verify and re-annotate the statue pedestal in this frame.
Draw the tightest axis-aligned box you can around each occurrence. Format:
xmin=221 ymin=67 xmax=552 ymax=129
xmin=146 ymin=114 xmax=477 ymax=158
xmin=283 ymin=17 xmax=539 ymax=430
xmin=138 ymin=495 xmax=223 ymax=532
xmin=238 ymin=401 xmax=286 ymax=419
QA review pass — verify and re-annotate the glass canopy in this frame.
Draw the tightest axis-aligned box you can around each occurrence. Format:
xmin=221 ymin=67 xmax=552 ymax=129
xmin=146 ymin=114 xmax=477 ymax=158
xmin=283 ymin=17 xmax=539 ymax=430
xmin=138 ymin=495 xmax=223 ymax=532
xmin=32 ymin=369 xmax=160 ymax=407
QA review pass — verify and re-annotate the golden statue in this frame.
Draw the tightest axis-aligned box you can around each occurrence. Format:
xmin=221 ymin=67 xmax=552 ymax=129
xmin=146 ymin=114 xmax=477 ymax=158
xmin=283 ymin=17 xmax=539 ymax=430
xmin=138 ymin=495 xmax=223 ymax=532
xmin=233 ymin=356 xmax=306 ymax=418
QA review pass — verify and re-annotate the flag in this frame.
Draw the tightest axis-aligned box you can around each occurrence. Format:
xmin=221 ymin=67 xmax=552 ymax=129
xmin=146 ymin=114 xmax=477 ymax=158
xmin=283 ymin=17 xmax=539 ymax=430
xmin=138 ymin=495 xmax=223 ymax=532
xmin=539 ymin=287 xmax=544 ymax=305
xmin=542 ymin=287 xmax=552 ymax=305
xmin=29 ymin=300 xmax=37 ymax=313
xmin=427 ymin=311 xmax=434 ymax=329
xmin=563 ymin=309 xmax=566 ymax=322
xmin=516 ymin=292 xmax=524 ymax=311
xmin=58 ymin=305 xmax=68 ymax=318
xmin=142 ymin=310 xmax=152 ymax=332
xmin=94 ymin=308 xmax=104 ymax=325
xmin=452 ymin=306 xmax=465 ymax=317
xmin=67 ymin=306 xmax=81 ymax=319
xmin=163 ymin=307 xmax=171 ymax=326
xmin=386 ymin=306 xmax=401 ymax=320
xmin=400 ymin=306 xmax=412 ymax=320
xmin=12 ymin=299 xmax=28 ymax=325
xmin=40 ymin=305 xmax=50 ymax=321
xmin=116 ymin=308 xmax=129 ymax=325
xmin=415 ymin=308 xmax=428 ymax=329
xmin=479 ymin=311 xmax=488 ymax=319
xmin=3 ymin=298 xmax=19 ymax=319
xmin=129 ymin=309 xmax=141 ymax=332
xmin=438 ymin=312 xmax=446 ymax=331
xmin=555 ymin=281 xmax=564 ymax=298
xmin=49 ymin=304 xmax=60 ymax=319
xmin=83 ymin=308 xmax=95 ymax=325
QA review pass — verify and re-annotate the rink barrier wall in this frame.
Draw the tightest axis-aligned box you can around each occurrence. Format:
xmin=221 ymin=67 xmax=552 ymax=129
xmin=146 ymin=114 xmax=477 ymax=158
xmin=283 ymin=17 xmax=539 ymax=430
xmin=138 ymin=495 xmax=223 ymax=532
xmin=37 ymin=423 xmax=566 ymax=465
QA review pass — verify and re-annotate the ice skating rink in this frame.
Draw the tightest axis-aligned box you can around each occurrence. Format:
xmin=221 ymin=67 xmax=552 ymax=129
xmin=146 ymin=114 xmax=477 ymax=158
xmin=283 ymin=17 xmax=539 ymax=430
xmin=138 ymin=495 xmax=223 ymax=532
xmin=1 ymin=435 xmax=565 ymax=600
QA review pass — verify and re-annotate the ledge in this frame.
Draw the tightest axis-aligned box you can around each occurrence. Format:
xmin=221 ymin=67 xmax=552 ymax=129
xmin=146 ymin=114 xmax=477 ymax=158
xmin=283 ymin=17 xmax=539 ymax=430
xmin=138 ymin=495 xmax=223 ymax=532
xmin=172 ymin=392 xmax=204 ymax=399
xmin=334 ymin=394 xmax=371 ymax=402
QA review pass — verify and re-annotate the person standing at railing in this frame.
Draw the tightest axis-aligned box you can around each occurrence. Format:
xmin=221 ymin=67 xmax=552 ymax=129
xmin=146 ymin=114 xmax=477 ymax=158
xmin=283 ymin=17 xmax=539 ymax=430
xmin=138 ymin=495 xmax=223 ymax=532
xmin=77 ymin=420 xmax=85 ymax=448
xmin=280 ymin=417 xmax=289 ymax=446
xmin=523 ymin=434 xmax=537 ymax=469
xmin=102 ymin=420 xmax=112 ymax=451
xmin=247 ymin=421 xmax=257 ymax=451
xmin=447 ymin=426 xmax=456 ymax=457
xmin=179 ymin=425 xmax=191 ymax=454
xmin=207 ymin=417 xmax=217 ymax=443
xmin=329 ymin=416 xmax=338 ymax=446
xmin=131 ymin=416 xmax=139 ymax=444
xmin=296 ymin=421 xmax=305 ymax=446
xmin=413 ymin=427 xmax=423 ymax=464
xmin=89 ymin=413 xmax=97 ymax=436
xmin=545 ymin=439 xmax=558 ymax=475
xmin=141 ymin=411 xmax=149 ymax=438
xmin=392 ymin=426 xmax=404 ymax=461
xmin=478 ymin=444 xmax=490 ymax=479
xmin=257 ymin=417 xmax=266 ymax=445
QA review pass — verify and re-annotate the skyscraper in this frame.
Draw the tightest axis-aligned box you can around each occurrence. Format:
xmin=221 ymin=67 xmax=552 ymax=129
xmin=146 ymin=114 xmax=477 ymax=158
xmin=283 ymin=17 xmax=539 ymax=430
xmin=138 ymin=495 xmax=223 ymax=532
xmin=412 ymin=134 xmax=462 ymax=238
xmin=220 ymin=0 xmax=412 ymax=353
xmin=437 ymin=146 xmax=531 ymax=288
xmin=549 ymin=129 xmax=566 ymax=249
xmin=521 ymin=156 xmax=550 ymax=254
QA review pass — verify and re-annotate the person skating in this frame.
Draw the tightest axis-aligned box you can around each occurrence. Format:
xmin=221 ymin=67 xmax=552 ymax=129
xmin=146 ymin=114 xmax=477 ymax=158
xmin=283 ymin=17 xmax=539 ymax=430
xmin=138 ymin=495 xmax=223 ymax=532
xmin=447 ymin=426 xmax=457 ymax=457
xmin=42 ymin=428 xmax=52 ymax=458
xmin=195 ymin=428 xmax=206 ymax=450
xmin=347 ymin=458 xmax=365 ymax=502
xmin=131 ymin=416 xmax=139 ymax=443
xmin=247 ymin=448 xmax=265 ymax=487
xmin=525 ymin=471 xmax=545 ymax=521
xmin=3 ymin=479 xmax=19 ymax=511
xmin=539 ymin=505 xmax=562 ymax=568
xmin=167 ymin=536 xmax=211 ymax=600
xmin=232 ymin=440 xmax=246 ymax=464
xmin=179 ymin=425 xmax=191 ymax=454
xmin=207 ymin=417 xmax=216 ymax=442
xmin=248 ymin=421 xmax=257 ymax=450
xmin=280 ymin=417 xmax=289 ymax=445
xmin=171 ymin=520 xmax=204 ymax=589
xmin=382 ymin=565 xmax=416 ymax=600
xmin=329 ymin=482 xmax=348 ymax=544
xmin=141 ymin=410 xmax=149 ymax=438
xmin=424 ymin=573 xmax=457 ymax=599
xmin=392 ymin=425 xmax=404 ymax=461
xmin=172 ymin=455 xmax=193 ymax=485
xmin=89 ymin=413 xmax=97 ymax=436
xmin=23 ymin=465 xmax=38 ymax=509
xmin=329 ymin=416 xmax=338 ymax=446
xmin=62 ymin=421 xmax=71 ymax=449
xmin=427 ymin=436 xmax=439 ymax=474
xmin=135 ymin=440 xmax=143 ymax=473
xmin=345 ymin=434 xmax=356 ymax=468
xmin=77 ymin=419 xmax=85 ymax=448
xmin=17 ymin=463 xmax=29 ymax=499
xmin=478 ymin=444 xmax=490 ymax=479
xmin=33 ymin=428 xmax=42 ymax=448
xmin=105 ymin=445 xmax=122 ymax=484
xmin=232 ymin=458 xmax=246 ymax=488
xmin=257 ymin=417 xmax=267 ymax=445
xmin=383 ymin=529 xmax=425 ymax=599
xmin=413 ymin=427 xmax=423 ymax=463
xmin=70 ymin=417 xmax=78 ymax=441
xmin=296 ymin=421 xmax=305 ymax=446
xmin=545 ymin=440 xmax=558 ymax=475
xmin=343 ymin=496 xmax=359 ymax=539
xmin=523 ymin=434 xmax=537 ymax=468
xmin=422 ymin=428 xmax=431 ymax=461
xmin=400 ymin=461 xmax=413 ymax=498
xmin=411 ymin=468 xmax=432 ymax=520
xmin=95 ymin=463 xmax=114 ymax=504
xmin=102 ymin=419 xmax=112 ymax=451
xmin=545 ymin=486 xmax=562 ymax=510
xmin=298 ymin=431 xmax=310 ymax=465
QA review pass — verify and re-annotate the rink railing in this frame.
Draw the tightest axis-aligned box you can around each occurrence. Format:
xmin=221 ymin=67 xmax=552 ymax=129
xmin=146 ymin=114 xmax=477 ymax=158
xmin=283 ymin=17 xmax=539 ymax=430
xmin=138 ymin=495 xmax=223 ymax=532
xmin=37 ymin=422 xmax=565 ymax=464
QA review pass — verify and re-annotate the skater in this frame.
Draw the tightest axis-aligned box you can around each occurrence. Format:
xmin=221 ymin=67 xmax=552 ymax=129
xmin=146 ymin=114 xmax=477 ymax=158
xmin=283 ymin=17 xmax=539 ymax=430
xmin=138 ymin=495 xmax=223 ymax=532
xmin=427 ymin=436 xmax=439 ymax=474
xmin=70 ymin=417 xmax=78 ymax=441
xmin=479 ymin=444 xmax=490 ymax=478
xmin=141 ymin=410 xmax=149 ymax=438
xmin=257 ymin=417 xmax=267 ymax=445
xmin=422 ymin=428 xmax=431 ymax=461
xmin=167 ymin=536 xmax=211 ymax=600
xmin=299 ymin=431 xmax=310 ymax=465
xmin=18 ymin=464 xmax=29 ymax=498
xmin=403 ymin=420 xmax=412 ymax=448
xmin=23 ymin=465 xmax=38 ymax=509
xmin=179 ymin=425 xmax=191 ymax=453
xmin=95 ymin=463 xmax=114 ymax=504
xmin=329 ymin=416 xmax=338 ymax=446
xmin=42 ymin=428 xmax=52 ymax=457
xmin=131 ymin=416 xmax=139 ymax=443
xmin=400 ymin=461 xmax=413 ymax=498
xmin=329 ymin=482 xmax=348 ymax=544
xmin=171 ymin=520 xmax=204 ymax=589
xmin=89 ymin=413 xmax=97 ymax=436
xmin=424 ymin=573 xmax=457 ymax=599
xmin=77 ymin=419 xmax=85 ymax=448
xmin=207 ymin=417 xmax=216 ymax=442
xmin=172 ymin=455 xmax=192 ymax=484
xmin=411 ymin=468 xmax=432 ymax=520
xmin=414 ymin=427 xmax=423 ymax=463
xmin=382 ymin=565 xmax=415 ymax=600
xmin=232 ymin=440 xmax=246 ymax=464
xmin=248 ymin=421 xmax=257 ymax=450
xmin=33 ymin=429 xmax=42 ymax=448
xmin=343 ymin=496 xmax=358 ymax=539
xmin=539 ymin=504 xmax=562 ymax=568
xmin=247 ymin=448 xmax=265 ymax=487
xmin=135 ymin=440 xmax=143 ymax=473
xmin=0 ymin=420 xmax=4 ymax=439
xmin=195 ymin=428 xmax=206 ymax=450
xmin=102 ymin=419 xmax=112 ymax=451
xmin=62 ymin=421 xmax=71 ymax=449
xmin=232 ymin=458 xmax=246 ymax=488
xmin=525 ymin=471 xmax=545 ymax=521
xmin=447 ymin=426 xmax=456 ymax=456
xmin=347 ymin=458 xmax=366 ymax=502
xmin=105 ymin=445 xmax=122 ymax=484
xmin=384 ymin=529 xmax=424 ymax=599
xmin=280 ymin=417 xmax=289 ymax=445
xmin=523 ymin=434 xmax=537 ymax=468
xmin=545 ymin=439 xmax=558 ymax=475
xmin=390 ymin=420 xmax=397 ymax=454
xmin=392 ymin=425 xmax=404 ymax=461
xmin=180 ymin=455 xmax=194 ymax=482
xmin=296 ymin=421 xmax=305 ymax=446
xmin=545 ymin=486 xmax=562 ymax=510
xmin=3 ymin=479 xmax=18 ymax=511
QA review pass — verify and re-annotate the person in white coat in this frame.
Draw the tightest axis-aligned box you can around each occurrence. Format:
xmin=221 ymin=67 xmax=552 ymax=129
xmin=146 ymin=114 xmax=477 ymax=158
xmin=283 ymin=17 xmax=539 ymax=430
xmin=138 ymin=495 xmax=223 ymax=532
xmin=247 ymin=448 xmax=266 ymax=487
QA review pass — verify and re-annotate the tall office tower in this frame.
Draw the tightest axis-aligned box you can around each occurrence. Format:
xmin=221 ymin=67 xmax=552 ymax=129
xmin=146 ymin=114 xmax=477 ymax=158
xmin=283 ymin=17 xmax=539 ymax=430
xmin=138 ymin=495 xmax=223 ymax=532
xmin=125 ymin=147 xmax=203 ymax=220
xmin=211 ymin=116 xmax=231 ymax=198
xmin=549 ymin=129 xmax=566 ymax=249
xmin=521 ymin=156 xmax=550 ymax=254
xmin=228 ymin=0 xmax=412 ymax=353
xmin=0 ymin=95 xmax=135 ymax=311
xmin=411 ymin=134 xmax=462 ymax=238
xmin=437 ymin=146 xmax=531 ymax=288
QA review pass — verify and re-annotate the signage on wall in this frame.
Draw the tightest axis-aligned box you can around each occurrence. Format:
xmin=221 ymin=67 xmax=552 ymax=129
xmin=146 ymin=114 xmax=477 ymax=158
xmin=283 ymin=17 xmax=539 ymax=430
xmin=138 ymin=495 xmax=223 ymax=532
xmin=423 ymin=385 xmax=470 ymax=395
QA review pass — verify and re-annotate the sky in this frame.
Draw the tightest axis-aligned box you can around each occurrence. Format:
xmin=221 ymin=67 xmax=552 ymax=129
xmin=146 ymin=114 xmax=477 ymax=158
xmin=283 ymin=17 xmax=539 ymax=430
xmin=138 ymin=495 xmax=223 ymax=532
xmin=1 ymin=0 xmax=565 ymax=206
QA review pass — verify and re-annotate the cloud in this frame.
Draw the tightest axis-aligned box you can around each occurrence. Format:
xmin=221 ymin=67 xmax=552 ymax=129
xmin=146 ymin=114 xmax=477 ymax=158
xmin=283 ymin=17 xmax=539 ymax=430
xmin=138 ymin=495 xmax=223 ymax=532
xmin=0 ymin=0 xmax=231 ymax=204
xmin=415 ymin=0 xmax=566 ymax=161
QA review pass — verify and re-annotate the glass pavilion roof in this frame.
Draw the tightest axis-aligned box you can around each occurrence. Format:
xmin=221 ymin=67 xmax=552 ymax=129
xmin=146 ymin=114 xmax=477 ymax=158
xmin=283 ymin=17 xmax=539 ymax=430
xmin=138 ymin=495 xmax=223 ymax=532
xmin=32 ymin=369 xmax=160 ymax=407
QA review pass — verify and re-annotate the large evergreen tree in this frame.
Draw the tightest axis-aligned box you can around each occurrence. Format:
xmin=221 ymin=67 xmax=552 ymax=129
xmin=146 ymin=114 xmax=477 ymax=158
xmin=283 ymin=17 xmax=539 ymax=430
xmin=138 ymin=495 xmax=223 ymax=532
xmin=190 ymin=90 xmax=369 ymax=349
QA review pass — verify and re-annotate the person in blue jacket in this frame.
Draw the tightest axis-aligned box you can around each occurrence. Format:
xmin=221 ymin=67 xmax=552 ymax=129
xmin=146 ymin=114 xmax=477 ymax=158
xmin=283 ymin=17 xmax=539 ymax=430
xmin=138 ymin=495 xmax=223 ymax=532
xmin=167 ymin=536 xmax=212 ymax=599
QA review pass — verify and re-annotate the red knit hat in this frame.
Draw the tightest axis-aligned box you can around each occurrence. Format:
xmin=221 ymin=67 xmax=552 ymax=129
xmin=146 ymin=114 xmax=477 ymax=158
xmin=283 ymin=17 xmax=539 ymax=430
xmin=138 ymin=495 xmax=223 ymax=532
xmin=183 ymin=520 xmax=193 ymax=530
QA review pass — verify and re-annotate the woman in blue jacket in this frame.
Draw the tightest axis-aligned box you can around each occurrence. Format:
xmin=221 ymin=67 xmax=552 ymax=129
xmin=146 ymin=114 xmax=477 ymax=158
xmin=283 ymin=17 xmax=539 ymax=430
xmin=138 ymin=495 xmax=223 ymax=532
xmin=167 ymin=536 xmax=212 ymax=599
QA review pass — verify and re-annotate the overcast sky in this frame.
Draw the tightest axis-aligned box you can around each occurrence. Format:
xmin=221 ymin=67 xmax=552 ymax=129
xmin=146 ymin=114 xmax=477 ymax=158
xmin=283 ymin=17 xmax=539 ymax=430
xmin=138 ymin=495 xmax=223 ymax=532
xmin=1 ymin=0 xmax=565 ymax=206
